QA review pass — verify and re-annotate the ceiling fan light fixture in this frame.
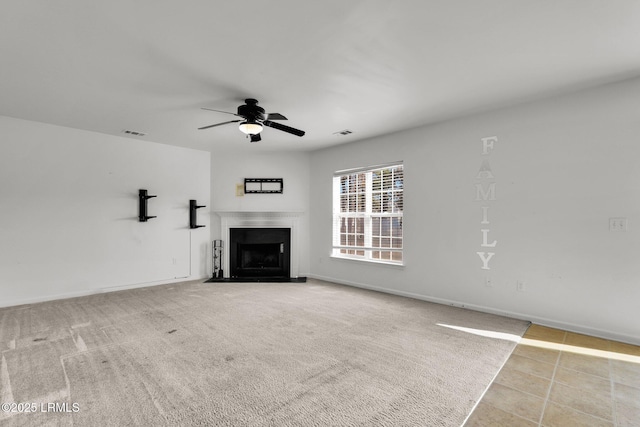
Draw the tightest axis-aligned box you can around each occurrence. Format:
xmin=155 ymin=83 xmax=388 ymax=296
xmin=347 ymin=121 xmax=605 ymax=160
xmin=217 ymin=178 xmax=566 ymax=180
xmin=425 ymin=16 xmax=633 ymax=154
xmin=238 ymin=121 xmax=263 ymax=135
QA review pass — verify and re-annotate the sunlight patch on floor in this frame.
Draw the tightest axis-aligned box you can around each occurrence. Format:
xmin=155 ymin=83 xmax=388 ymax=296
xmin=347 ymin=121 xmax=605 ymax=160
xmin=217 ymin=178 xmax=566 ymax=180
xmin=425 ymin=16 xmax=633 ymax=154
xmin=437 ymin=323 xmax=522 ymax=342
xmin=438 ymin=324 xmax=640 ymax=364
xmin=520 ymin=337 xmax=640 ymax=364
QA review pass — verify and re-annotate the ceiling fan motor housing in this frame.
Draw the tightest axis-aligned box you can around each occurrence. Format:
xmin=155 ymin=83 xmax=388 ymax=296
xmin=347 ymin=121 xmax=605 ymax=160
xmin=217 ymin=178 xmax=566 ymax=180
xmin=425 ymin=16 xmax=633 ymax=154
xmin=238 ymin=99 xmax=265 ymax=122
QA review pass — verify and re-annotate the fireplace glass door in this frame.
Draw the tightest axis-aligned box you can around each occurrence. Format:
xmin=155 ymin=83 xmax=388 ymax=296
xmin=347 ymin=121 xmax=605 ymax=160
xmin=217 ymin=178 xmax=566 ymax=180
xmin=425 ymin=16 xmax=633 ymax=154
xmin=230 ymin=228 xmax=290 ymax=278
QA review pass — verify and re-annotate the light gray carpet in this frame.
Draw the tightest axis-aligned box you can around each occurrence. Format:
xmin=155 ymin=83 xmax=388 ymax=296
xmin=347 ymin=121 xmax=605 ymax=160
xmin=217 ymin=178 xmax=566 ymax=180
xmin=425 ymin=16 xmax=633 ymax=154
xmin=0 ymin=279 xmax=529 ymax=426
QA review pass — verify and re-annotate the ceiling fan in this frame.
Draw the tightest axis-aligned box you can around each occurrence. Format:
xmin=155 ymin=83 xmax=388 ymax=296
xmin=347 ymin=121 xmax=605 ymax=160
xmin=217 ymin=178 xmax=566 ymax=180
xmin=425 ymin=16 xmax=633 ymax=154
xmin=198 ymin=98 xmax=305 ymax=142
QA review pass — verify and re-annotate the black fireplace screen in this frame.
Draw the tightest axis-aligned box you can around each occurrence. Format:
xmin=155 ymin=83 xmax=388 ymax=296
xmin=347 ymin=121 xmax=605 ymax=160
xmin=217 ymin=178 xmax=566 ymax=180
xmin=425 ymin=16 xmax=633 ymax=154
xmin=239 ymin=243 xmax=282 ymax=269
xmin=230 ymin=228 xmax=291 ymax=278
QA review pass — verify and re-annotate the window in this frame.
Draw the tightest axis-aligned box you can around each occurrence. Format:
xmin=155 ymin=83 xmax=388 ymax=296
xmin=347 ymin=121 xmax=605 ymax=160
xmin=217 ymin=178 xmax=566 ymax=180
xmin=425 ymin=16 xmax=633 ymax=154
xmin=332 ymin=162 xmax=403 ymax=264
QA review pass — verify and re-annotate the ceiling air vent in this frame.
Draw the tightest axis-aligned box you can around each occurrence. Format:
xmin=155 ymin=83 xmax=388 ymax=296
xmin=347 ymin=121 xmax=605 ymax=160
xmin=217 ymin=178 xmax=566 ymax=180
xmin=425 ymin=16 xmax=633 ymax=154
xmin=122 ymin=129 xmax=147 ymax=137
xmin=333 ymin=129 xmax=353 ymax=136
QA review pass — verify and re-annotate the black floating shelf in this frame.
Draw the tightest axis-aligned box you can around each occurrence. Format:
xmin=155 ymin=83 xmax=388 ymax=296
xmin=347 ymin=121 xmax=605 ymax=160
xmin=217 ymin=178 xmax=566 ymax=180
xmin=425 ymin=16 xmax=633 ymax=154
xmin=138 ymin=189 xmax=157 ymax=222
xmin=190 ymin=199 xmax=206 ymax=229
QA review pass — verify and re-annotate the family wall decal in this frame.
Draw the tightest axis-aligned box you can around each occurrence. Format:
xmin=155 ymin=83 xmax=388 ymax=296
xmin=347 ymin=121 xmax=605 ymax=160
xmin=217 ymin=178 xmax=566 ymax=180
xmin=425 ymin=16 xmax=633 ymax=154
xmin=475 ymin=136 xmax=498 ymax=270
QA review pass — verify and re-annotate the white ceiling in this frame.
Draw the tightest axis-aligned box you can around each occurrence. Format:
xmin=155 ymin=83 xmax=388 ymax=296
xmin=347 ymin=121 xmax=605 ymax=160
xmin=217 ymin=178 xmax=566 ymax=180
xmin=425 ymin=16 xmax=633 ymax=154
xmin=2 ymin=1 xmax=640 ymax=152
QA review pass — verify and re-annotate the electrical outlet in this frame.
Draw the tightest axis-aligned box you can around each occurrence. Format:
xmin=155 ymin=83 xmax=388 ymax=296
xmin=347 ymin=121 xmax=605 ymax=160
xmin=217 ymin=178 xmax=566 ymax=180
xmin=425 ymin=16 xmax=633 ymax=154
xmin=609 ymin=217 xmax=628 ymax=232
xmin=516 ymin=281 xmax=525 ymax=292
xmin=484 ymin=277 xmax=492 ymax=287
xmin=172 ymin=258 xmax=177 ymax=265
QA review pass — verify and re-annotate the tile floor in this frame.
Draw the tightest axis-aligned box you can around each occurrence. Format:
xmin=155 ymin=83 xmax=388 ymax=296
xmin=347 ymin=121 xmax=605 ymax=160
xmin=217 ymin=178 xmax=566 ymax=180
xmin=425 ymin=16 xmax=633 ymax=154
xmin=465 ymin=324 xmax=640 ymax=427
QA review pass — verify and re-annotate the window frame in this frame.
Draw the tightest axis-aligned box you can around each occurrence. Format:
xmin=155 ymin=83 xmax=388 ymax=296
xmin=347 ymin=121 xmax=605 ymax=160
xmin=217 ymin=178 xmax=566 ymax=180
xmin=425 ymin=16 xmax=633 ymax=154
xmin=332 ymin=162 xmax=404 ymax=266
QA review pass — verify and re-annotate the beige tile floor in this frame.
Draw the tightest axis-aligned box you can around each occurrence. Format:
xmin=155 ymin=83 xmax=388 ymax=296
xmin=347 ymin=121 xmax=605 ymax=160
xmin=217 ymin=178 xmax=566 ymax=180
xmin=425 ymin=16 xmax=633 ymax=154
xmin=465 ymin=324 xmax=640 ymax=427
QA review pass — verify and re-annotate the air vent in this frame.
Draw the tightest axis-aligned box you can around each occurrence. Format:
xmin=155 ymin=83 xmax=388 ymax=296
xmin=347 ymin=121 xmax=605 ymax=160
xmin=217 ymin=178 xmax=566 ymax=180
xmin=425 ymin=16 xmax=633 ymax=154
xmin=122 ymin=129 xmax=147 ymax=137
xmin=333 ymin=129 xmax=353 ymax=136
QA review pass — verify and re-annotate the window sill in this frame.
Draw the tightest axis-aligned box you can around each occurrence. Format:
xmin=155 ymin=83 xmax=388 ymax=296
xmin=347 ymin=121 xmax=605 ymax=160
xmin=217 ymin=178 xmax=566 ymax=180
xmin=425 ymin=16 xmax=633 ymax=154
xmin=330 ymin=255 xmax=405 ymax=269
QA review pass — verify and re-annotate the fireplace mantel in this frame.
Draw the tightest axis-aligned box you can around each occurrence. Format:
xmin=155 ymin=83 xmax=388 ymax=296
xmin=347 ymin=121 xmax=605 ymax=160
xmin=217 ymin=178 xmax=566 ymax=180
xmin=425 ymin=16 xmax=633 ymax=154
xmin=216 ymin=211 xmax=304 ymax=220
xmin=216 ymin=211 xmax=303 ymax=279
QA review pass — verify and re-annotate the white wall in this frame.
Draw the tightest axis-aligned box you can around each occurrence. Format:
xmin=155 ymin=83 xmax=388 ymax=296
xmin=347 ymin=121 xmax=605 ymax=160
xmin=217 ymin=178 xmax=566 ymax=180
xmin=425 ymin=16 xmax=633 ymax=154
xmin=210 ymin=151 xmax=311 ymax=275
xmin=309 ymin=77 xmax=640 ymax=345
xmin=0 ymin=116 xmax=211 ymax=306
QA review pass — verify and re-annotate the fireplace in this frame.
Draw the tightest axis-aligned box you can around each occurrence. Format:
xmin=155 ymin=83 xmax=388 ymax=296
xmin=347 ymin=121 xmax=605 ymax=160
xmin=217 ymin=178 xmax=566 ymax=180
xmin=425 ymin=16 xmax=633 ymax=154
xmin=216 ymin=211 xmax=302 ymax=280
xmin=230 ymin=228 xmax=290 ymax=278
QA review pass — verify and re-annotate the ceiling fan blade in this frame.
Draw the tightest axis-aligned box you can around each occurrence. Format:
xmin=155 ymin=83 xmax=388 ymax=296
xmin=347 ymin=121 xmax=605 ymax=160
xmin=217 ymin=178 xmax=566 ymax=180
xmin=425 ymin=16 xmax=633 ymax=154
xmin=198 ymin=119 xmax=241 ymax=130
xmin=250 ymin=133 xmax=262 ymax=143
xmin=201 ymin=107 xmax=240 ymax=117
xmin=266 ymin=113 xmax=287 ymax=120
xmin=263 ymin=120 xmax=305 ymax=137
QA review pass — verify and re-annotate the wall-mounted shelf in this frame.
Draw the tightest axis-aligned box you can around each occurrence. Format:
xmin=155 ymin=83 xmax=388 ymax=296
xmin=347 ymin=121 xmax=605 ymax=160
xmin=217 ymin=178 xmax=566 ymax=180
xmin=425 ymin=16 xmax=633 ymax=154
xmin=138 ymin=189 xmax=157 ymax=222
xmin=190 ymin=199 xmax=206 ymax=229
xmin=244 ymin=178 xmax=283 ymax=194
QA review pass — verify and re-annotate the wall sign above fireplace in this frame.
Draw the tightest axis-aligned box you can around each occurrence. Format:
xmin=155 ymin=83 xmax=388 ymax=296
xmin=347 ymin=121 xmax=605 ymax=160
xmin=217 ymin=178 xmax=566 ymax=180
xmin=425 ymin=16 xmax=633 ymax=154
xmin=244 ymin=178 xmax=283 ymax=194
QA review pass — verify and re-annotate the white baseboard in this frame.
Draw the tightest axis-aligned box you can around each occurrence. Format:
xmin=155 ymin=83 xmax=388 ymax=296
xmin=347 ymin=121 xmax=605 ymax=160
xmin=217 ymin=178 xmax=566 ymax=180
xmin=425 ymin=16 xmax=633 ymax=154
xmin=307 ymin=274 xmax=640 ymax=346
xmin=97 ymin=276 xmax=193 ymax=293
xmin=0 ymin=276 xmax=208 ymax=309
